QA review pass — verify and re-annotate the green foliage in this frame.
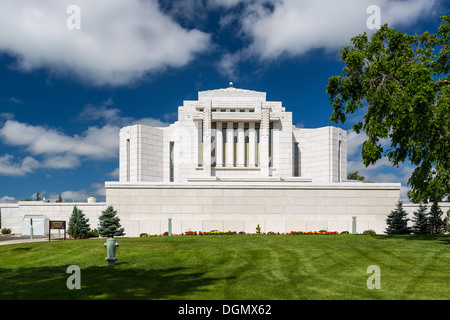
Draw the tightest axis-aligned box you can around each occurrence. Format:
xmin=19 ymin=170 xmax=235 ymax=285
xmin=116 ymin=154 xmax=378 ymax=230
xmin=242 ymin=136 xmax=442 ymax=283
xmin=362 ymin=230 xmax=376 ymax=235
xmin=428 ymin=201 xmax=445 ymax=234
xmin=386 ymin=201 xmax=412 ymax=234
xmin=35 ymin=191 xmax=41 ymax=201
xmin=56 ymin=194 xmax=63 ymax=203
xmin=255 ymin=224 xmax=261 ymax=234
xmin=98 ymin=205 xmax=125 ymax=238
xmin=347 ymin=171 xmax=373 ymax=182
xmin=326 ymin=15 xmax=450 ymax=203
xmin=412 ymin=203 xmax=430 ymax=234
xmin=67 ymin=205 xmax=91 ymax=239
xmin=1 ymin=228 xmax=11 ymax=234
xmin=88 ymin=229 xmax=99 ymax=238
xmin=347 ymin=171 xmax=365 ymax=181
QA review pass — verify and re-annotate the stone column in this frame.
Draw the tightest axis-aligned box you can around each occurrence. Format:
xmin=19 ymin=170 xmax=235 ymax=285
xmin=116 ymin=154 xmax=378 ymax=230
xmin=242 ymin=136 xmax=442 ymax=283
xmin=226 ymin=122 xmax=234 ymax=167
xmin=203 ymin=106 xmax=212 ymax=175
xmin=260 ymin=107 xmax=270 ymax=176
xmin=216 ymin=122 xmax=223 ymax=167
xmin=248 ymin=122 xmax=256 ymax=167
xmin=237 ymin=122 xmax=245 ymax=167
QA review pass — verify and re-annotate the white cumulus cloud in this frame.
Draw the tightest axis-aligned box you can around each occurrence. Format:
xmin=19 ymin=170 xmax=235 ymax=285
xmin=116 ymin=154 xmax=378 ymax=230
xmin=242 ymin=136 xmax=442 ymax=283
xmin=0 ymin=98 xmax=170 ymax=175
xmin=0 ymin=120 xmax=119 ymax=160
xmin=217 ymin=0 xmax=437 ymax=76
xmin=0 ymin=154 xmax=39 ymax=176
xmin=0 ymin=0 xmax=211 ymax=86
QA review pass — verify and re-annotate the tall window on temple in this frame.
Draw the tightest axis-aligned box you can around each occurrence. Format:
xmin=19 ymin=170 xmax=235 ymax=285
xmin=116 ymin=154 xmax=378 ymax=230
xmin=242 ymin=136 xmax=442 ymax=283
xmin=233 ymin=123 xmax=238 ymax=167
xmin=293 ymin=142 xmax=299 ymax=177
xmin=170 ymin=141 xmax=174 ymax=182
xmin=198 ymin=121 xmax=203 ymax=167
xmin=222 ymin=123 xmax=227 ymax=166
xmin=338 ymin=140 xmax=341 ymax=182
xmin=255 ymin=123 xmax=260 ymax=167
xmin=126 ymin=138 xmax=130 ymax=182
xmin=269 ymin=123 xmax=273 ymax=167
xmin=211 ymin=123 xmax=216 ymax=167
xmin=244 ymin=123 xmax=249 ymax=167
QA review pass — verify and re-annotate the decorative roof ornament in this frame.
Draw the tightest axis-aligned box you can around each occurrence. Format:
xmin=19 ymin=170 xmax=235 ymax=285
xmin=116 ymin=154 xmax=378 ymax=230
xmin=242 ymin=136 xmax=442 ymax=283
xmin=229 ymin=81 xmax=233 ymax=88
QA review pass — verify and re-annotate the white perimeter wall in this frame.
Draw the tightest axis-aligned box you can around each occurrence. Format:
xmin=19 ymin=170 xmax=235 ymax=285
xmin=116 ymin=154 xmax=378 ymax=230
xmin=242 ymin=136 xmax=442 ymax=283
xmin=1 ymin=202 xmax=106 ymax=235
xmin=3 ymin=188 xmax=447 ymax=237
xmin=105 ymin=181 xmax=401 ymax=236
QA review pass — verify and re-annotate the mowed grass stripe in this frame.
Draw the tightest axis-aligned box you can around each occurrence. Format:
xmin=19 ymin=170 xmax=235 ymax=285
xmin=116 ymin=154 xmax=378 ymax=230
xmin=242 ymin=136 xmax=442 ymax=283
xmin=0 ymin=235 xmax=448 ymax=299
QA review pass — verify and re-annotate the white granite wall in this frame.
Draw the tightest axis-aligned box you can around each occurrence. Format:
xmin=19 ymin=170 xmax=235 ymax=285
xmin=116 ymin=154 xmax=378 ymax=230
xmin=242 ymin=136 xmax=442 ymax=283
xmin=105 ymin=181 xmax=400 ymax=236
xmin=292 ymin=126 xmax=347 ymax=183
xmin=120 ymin=125 xmax=165 ymax=182
xmin=1 ymin=201 xmax=106 ymax=235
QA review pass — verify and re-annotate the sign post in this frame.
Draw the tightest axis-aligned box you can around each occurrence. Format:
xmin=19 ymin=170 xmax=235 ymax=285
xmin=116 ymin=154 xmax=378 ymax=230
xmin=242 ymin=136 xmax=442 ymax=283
xmin=49 ymin=220 xmax=67 ymax=241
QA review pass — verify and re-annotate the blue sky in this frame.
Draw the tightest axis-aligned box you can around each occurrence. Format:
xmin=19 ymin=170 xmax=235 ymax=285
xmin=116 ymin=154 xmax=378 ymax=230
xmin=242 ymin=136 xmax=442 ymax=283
xmin=0 ymin=0 xmax=447 ymax=203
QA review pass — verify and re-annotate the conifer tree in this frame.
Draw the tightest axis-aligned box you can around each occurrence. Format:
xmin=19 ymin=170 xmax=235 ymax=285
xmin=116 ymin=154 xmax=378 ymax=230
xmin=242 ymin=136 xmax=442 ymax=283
xmin=412 ymin=203 xmax=430 ymax=234
xmin=68 ymin=205 xmax=91 ymax=239
xmin=428 ymin=201 xmax=444 ymax=234
xmin=386 ymin=201 xmax=411 ymax=234
xmin=98 ymin=205 xmax=125 ymax=238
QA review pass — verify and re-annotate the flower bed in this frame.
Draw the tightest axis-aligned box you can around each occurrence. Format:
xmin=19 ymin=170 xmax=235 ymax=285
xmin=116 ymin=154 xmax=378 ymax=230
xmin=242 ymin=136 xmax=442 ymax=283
xmin=290 ymin=230 xmax=339 ymax=235
xmin=199 ymin=230 xmax=237 ymax=236
xmin=140 ymin=230 xmax=341 ymax=237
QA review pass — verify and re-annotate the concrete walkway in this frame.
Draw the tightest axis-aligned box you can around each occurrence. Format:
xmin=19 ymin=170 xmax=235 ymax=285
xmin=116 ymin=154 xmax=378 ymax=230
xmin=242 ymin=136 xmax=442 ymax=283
xmin=0 ymin=234 xmax=50 ymax=246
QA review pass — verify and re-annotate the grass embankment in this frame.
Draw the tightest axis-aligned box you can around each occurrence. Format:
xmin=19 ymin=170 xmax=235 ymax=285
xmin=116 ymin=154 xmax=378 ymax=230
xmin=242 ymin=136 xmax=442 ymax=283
xmin=0 ymin=234 xmax=449 ymax=300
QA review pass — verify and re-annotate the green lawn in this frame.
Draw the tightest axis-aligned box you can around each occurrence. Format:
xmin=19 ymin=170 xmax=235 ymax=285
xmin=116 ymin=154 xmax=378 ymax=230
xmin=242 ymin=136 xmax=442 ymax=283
xmin=0 ymin=234 xmax=449 ymax=300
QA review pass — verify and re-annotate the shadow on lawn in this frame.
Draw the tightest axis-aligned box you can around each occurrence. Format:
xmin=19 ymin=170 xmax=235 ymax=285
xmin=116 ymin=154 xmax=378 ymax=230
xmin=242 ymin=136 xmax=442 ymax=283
xmin=0 ymin=265 xmax=233 ymax=300
xmin=373 ymin=234 xmax=450 ymax=244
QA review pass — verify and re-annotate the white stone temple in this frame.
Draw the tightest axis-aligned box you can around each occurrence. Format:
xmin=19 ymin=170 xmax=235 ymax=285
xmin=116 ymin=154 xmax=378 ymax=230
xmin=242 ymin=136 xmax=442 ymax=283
xmin=118 ymin=84 xmax=347 ymax=184
xmin=104 ymin=85 xmax=401 ymax=236
xmin=2 ymin=86 xmax=411 ymax=237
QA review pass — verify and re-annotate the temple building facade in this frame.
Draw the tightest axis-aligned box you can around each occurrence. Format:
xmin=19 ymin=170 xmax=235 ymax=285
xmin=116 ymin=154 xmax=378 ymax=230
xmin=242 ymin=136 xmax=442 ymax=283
xmin=118 ymin=85 xmax=347 ymax=184
xmin=1 ymin=86 xmax=405 ymax=237
xmin=104 ymin=86 xmax=401 ymax=236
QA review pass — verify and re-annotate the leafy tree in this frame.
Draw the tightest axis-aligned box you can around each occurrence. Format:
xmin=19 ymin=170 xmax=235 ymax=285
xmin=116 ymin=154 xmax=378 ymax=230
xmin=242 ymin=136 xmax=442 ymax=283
xmin=98 ymin=205 xmax=125 ymax=238
xmin=347 ymin=171 xmax=373 ymax=182
xmin=386 ymin=201 xmax=411 ymax=234
xmin=68 ymin=205 xmax=91 ymax=239
xmin=326 ymin=15 xmax=450 ymax=203
xmin=411 ymin=203 xmax=430 ymax=234
xmin=347 ymin=171 xmax=365 ymax=181
xmin=36 ymin=191 xmax=41 ymax=201
xmin=56 ymin=194 xmax=63 ymax=203
xmin=428 ymin=201 xmax=445 ymax=234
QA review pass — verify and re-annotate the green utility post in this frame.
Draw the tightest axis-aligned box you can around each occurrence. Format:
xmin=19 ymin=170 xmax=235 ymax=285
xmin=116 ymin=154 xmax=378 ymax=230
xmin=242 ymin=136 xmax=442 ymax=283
xmin=104 ymin=238 xmax=119 ymax=266
xmin=168 ymin=218 xmax=172 ymax=236
xmin=352 ymin=216 xmax=357 ymax=235
xmin=30 ymin=218 xmax=33 ymax=239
